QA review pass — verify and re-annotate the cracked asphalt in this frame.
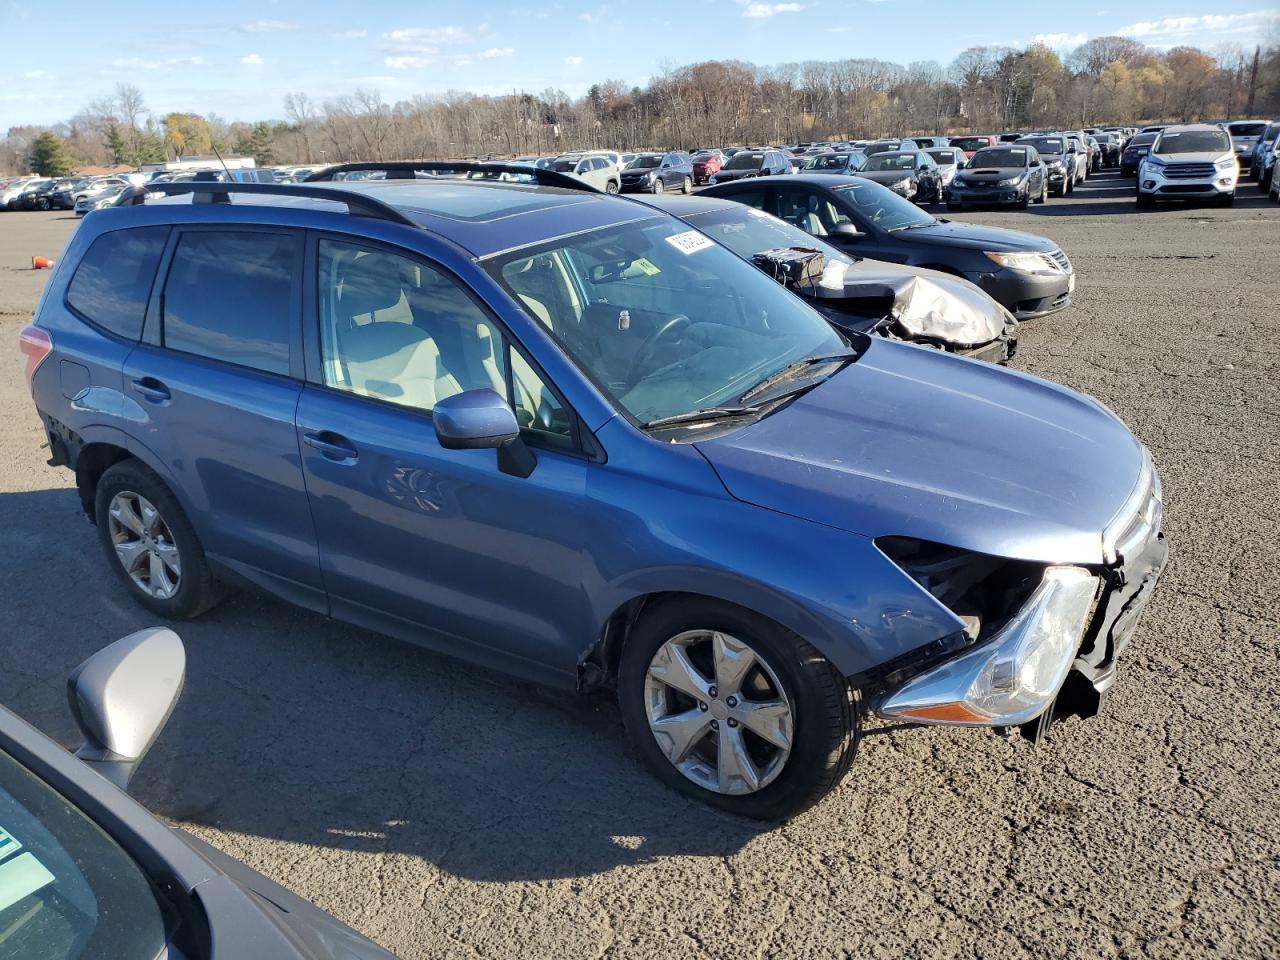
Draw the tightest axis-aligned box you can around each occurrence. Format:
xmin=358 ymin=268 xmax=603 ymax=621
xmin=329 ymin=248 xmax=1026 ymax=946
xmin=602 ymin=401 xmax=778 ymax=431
xmin=0 ymin=170 xmax=1277 ymax=959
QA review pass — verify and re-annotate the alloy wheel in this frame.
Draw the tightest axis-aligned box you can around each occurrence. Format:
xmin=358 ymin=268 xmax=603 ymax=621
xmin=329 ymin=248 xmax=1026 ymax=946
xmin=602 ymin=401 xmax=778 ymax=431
xmin=107 ymin=491 xmax=182 ymax=599
xmin=643 ymin=629 xmax=794 ymax=795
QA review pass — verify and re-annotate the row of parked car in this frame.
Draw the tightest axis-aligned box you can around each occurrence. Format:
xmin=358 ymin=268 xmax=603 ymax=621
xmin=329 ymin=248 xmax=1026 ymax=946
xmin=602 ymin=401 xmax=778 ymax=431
xmin=504 ymin=129 xmax=1117 ymax=211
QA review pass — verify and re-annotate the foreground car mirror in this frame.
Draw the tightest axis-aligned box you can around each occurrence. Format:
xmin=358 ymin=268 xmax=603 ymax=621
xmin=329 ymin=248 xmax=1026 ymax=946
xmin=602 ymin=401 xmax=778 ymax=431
xmin=67 ymin=627 xmax=185 ymax=791
xmin=829 ymin=222 xmax=864 ymax=241
xmin=434 ymin=389 xmax=536 ymax=477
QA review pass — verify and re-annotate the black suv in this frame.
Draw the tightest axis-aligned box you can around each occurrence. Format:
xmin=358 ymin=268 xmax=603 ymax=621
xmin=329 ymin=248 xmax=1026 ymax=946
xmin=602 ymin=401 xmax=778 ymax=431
xmin=619 ymin=152 xmax=694 ymax=193
xmin=708 ymin=149 xmax=791 ymax=184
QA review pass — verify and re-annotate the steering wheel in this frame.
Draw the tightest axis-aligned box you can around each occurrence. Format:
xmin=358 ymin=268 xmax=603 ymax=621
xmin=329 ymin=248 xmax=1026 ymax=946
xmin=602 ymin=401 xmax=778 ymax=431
xmin=627 ymin=315 xmax=691 ymax=387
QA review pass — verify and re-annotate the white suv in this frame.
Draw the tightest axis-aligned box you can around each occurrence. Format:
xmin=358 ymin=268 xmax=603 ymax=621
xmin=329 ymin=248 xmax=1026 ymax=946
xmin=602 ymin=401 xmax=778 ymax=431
xmin=1136 ymin=124 xmax=1236 ymax=208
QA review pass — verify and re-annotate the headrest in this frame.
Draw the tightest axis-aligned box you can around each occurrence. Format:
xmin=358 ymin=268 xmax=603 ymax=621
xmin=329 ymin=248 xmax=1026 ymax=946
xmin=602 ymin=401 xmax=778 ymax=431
xmin=338 ymin=253 xmax=416 ymax=320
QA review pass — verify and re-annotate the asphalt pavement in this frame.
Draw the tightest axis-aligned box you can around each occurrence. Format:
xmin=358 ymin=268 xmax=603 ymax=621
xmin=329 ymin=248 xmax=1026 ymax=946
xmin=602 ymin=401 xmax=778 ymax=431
xmin=0 ymin=170 xmax=1277 ymax=959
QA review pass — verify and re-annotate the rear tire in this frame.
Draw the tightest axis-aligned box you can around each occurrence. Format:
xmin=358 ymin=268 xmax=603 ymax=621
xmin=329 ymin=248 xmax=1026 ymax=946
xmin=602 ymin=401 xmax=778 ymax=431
xmin=681 ymin=176 xmax=692 ymax=194
xmin=618 ymin=598 xmax=858 ymax=820
xmin=94 ymin=459 xmax=221 ymax=620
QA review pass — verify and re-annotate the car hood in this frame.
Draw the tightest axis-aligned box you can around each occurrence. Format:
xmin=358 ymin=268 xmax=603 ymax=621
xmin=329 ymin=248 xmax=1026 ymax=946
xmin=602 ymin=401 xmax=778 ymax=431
xmin=694 ymin=337 xmax=1144 ymax=564
xmin=958 ymin=167 xmax=1026 ymax=182
xmin=808 ymin=257 xmax=1012 ymax=346
xmin=902 ymin=218 xmax=1056 ymax=253
xmin=1151 ymin=151 xmax=1231 ymax=163
xmin=858 ymin=169 xmax=915 ymax=184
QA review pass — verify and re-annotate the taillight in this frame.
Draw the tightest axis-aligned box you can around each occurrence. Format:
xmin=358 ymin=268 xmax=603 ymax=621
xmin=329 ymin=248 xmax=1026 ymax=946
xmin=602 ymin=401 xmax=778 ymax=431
xmin=18 ymin=324 xmax=52 ymax=391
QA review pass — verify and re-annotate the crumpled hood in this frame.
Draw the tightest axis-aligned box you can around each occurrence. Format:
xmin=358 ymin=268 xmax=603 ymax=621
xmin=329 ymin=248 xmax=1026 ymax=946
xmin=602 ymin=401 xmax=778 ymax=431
xmin=812 ymin=257 xmax=1012 ymax=346
xmin=695 ymin=337 xmax=1145 ymax=564
xmin=906 ymin=218 xmax=1056 ymax=253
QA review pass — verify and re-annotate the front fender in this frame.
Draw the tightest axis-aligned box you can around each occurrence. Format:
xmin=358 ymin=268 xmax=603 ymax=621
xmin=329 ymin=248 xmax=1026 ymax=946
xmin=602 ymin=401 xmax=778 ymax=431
xmin=585 ymin=420 xmax=964 ymax=677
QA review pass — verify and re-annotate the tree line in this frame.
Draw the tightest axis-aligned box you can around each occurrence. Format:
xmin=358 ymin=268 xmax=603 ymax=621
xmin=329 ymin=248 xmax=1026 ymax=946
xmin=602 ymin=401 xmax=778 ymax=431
xmin=6 ymin=36 xmax=1279 ymax=175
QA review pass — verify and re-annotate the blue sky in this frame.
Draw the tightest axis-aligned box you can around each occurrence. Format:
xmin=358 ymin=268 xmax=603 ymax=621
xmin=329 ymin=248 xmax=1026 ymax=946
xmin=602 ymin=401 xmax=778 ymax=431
xmin=3 ymin=2 xmax=1278 ymax=128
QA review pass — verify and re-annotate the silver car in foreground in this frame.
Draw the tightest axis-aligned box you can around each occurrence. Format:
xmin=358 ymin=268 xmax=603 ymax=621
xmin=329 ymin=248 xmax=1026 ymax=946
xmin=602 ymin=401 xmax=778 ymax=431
xmin=1137 ymin=124 xmax=1237 ymax=207
xmin=0 ymin=629 xmax=396 ymax=959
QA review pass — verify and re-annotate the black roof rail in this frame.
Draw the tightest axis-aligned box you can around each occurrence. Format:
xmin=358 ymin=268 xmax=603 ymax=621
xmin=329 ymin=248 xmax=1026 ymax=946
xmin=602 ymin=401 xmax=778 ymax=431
xmin=302 ymin=160 xmax=598 ymax=194
xmin=120 ymin=181 xmax=418 ymax=226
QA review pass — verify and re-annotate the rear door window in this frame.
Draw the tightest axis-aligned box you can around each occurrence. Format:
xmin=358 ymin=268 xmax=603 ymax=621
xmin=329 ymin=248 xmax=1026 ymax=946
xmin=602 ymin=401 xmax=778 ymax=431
xmin=160 ymin=231 xmax=299 ymax=376
xmin=65 ymin=227 xmax=168 ymax=341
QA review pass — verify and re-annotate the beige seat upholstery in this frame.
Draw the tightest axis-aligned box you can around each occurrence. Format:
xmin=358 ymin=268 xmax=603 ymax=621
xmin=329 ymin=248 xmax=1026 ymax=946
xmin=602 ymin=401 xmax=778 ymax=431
xmin=339 ymin=322 xmax=462 ymax=409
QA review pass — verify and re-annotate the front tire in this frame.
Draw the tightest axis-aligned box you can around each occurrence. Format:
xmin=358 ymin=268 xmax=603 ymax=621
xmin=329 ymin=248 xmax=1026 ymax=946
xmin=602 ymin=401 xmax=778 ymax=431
xmin=95 ymin=459 xmax=221 ymax=619
xmin=651 ymin=179 xmax=664 ymax=195
xmin=1035 ymin=179 xmax=1048 ymax=204
xmin=605 ymin=181 xmax=619 ymax=194
xmin=681 ymin=176 xmax=692 ymax=194
xmin=618 ymin=598 xmax=858 ymax=820
xmin=1136 ymin=190 xmax=1154 ymax=209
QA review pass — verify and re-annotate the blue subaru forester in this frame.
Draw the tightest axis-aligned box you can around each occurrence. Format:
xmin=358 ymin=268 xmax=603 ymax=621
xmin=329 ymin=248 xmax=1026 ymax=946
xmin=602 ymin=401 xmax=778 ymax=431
xmin=21 ymin=164 xmax=1166 ymax=818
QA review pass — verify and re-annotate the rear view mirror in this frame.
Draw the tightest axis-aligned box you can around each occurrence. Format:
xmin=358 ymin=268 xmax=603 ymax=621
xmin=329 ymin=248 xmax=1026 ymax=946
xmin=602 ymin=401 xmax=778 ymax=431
xmin=434 ymin=389 xmax=536 ymax=477
xmin=829 ymin=222 xmax=864 ymax=241
xmin=67 ymin=627 xmax=185 ymax=790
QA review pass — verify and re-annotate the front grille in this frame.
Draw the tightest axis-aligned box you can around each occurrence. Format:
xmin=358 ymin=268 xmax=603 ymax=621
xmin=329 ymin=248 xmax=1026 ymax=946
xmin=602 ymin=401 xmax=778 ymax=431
xmin=1160 ymin=184 xmax=1215 ymax=193
xmin=1163 ymin=163 xmax=1216 ymax=179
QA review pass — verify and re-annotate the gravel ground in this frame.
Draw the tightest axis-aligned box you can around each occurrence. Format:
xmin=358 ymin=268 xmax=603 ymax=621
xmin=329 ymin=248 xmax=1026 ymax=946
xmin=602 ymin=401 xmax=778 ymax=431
xmin=0 ymin=171 xmax=1277 ymax=959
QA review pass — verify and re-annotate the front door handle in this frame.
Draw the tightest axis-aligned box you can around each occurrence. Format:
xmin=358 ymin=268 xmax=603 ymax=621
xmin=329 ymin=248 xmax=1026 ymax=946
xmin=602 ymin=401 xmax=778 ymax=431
xmin=131 ymin=377 xmax=170 ymax=402
xmin=303 ymin=431 xmax=359 ymax=464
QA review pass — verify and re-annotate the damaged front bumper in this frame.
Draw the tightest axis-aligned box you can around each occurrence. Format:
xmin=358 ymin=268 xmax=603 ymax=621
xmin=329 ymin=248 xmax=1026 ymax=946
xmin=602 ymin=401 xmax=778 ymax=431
xmin=877 ymin=466 xmax=1168 ymax=728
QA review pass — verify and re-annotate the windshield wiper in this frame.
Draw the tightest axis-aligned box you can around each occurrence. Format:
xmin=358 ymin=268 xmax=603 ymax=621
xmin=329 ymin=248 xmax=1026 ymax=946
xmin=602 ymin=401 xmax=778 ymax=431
xmin=887 ymin=220 xmax=937 ymax=232
xmin=739 ymin=350 xmax=858 ymax=404
xmin=644 ymin=405 xmax=762 ymax=430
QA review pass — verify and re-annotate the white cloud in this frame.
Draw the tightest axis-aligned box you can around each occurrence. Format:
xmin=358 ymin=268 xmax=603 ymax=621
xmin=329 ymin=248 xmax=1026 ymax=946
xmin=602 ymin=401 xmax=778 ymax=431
xmin=331 ymin=29 xmax=367 ymax=39
xmin=1032 ymin=32 xmax=1088 ymax=47
xmin=110 ymin=57 xmax=163 ymax=70
xmin=578 ymin=6 xmax=607 ymax=22
xmin=564 ymin=55 xmax=584 ymax=65
xmin=170 ymin=56 xmax=207 ymax=66
xmin=240 ymin=19 xmax=299 ymax=33
xmin=385 ymin=55 xmax=432 ymax=69
xmin=22 ymin=70 xmax=44 ymax=79
xmin=240 ymin=53 xmax=264 ymax=65
xmin=1116 ymin=11 xmax=1280 ymax=41
xmin=742 ymin=2 xmax=804 ymax=17
xmin=478 ymin=46 xmax=514 ymax=59
xmin=383 ymin=25 xmax=469 ymax=54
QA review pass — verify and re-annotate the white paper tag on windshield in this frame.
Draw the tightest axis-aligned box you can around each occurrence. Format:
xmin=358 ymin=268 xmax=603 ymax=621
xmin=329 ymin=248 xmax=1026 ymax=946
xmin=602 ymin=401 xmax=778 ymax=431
xmin=0 ymin=853 xmax=54 ymax=913
xmin=665 ymin=230 xmax=714 ymax=255
xmin=0 ymin=826 xmax=20 ymax=861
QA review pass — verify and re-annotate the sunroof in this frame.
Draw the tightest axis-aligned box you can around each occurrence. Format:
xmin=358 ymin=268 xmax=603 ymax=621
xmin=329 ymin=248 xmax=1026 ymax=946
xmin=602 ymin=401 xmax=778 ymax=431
xmin=350 ymin=182 xmax=591 ymax=223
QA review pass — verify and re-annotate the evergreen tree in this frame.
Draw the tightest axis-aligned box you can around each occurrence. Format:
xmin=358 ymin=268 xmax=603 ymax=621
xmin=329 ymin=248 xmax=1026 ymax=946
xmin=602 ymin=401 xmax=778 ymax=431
xmin=28 ymin=132 xmax=74 ymax=176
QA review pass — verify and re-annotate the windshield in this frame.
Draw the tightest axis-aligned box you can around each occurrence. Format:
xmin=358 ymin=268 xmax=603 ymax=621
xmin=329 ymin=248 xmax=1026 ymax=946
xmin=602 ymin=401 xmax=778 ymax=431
xmin=926 ymin=150 xmax=957 ymax=164
xmin=1153 ymin=130 xmax=1230 ymax=155
xmin=835 ymin=180 xmax=933 ymax=230
xmin=0 ymin=749 xmax=171 ymax=959
xmin=950 ymin=137 xmax=990 ymax=152
xmin=725 ymin=153 xmax=763 ymax=170
xmin=1130 ymin=133 xmax=1156 ymax=147
xmin=1019 ymin=138 xmax=1064 ymax=155
xmin=969 ymin=148 xmax=1029 ymax=168
xmin=686 ymin=206 xmax=853 ymax=267
xmin=802 ymin=154 xmax=850 ymax=171
xmin=862 ymin=142 xmax=899 ymax=156
xmin=1227 ymin=122 xmax=1266 ymax=138
xmin=861 ymin=153 xmax=916 ymax=171
xmin=488 ymin=217 xmax=845 ymax=425
xmin=627 ymin=156 xmax=662 ymax=169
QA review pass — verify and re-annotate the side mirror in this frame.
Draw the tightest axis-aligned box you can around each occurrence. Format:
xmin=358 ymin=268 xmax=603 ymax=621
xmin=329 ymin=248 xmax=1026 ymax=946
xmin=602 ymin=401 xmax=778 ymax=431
xmin=434 ymin=389 xmax=536 ymax=478
xmin=829 ymin=222 xmax=864 ymax=241
xmin=67 ymin=627 xmax=185 ymax=791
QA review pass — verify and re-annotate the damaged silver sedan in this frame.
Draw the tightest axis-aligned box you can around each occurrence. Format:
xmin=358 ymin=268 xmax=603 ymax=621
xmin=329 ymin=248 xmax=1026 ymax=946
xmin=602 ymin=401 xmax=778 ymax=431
xmin=643 ymin=194 xmax=1017 ymax=364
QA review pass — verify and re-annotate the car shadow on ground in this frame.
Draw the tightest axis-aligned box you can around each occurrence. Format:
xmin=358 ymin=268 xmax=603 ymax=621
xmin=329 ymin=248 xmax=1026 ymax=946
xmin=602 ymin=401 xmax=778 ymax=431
xmin=0 ymin=487 xmax=769 ymax=883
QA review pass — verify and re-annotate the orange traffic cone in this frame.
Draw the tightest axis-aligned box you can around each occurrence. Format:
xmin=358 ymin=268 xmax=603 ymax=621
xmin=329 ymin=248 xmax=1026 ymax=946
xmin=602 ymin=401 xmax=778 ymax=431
xmin=31 ymin=256 xmax=55 ymax=269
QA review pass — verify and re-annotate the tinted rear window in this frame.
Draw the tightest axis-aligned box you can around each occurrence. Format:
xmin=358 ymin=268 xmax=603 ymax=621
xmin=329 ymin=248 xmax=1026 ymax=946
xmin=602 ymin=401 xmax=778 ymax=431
xmin=161 ymin=231 xmax=296 ymax=375
xmin=65 ymin=227 xmax=168 ymax=341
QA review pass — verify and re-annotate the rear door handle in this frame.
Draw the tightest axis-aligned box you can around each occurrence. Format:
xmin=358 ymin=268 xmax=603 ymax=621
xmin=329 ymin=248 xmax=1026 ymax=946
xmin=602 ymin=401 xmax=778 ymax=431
xmin=302 ymin=431 xmax=359 ymax=464
xmin=131 ymin=377 xmax=170 ymax=402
